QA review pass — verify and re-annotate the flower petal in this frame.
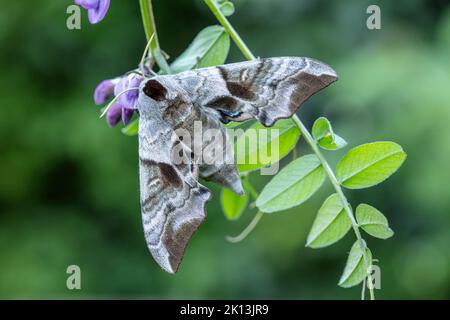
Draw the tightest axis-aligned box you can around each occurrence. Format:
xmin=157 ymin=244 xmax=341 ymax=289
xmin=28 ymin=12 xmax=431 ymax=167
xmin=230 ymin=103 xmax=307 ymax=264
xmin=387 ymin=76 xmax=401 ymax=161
xmin=87 ymin=0 xmax=110 ymax=24
xmin=75 ymin=0 xmax=98 ymax=10
xmin=115 ymin=74 xmax=143 ymax=109
xmin=114 ymin=77 xmax=128 ymax=97
xmin=122 ymin=108 xmax=134 ymax=125
xmin=106 ymin=103 xmax=122 ymax=127
xmin=94 ymin=79 xmax=115 ymax=105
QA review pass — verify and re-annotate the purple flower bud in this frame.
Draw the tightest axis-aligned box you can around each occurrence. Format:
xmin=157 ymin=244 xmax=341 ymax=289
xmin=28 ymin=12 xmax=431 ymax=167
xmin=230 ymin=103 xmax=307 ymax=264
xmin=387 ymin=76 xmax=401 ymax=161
xmin=75 ymin=0 xmax=110 ymax=24
xmin=114 ymin=74 xmax=143 ymax=110
xmin=96 ymin=74 xmax=140 ymax=128
xmin=75 ymin=0 xmax=98 ymax=9
xmin=114 ymin=77 xmax=126 ymax=97
xmin=106 ymin=103 xmax=123 ymax=127
xmin=94 ymin=79 xmax=116 ymax=105
xmin=122 ymin=108 xmax=134 ymax=125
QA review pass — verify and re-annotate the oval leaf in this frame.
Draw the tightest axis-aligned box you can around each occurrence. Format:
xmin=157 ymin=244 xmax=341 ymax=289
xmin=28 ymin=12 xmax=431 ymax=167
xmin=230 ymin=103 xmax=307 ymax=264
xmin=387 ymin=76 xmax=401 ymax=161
xmin=221 ymin=187 xmax=248 ymax=220
xmin=356 ymin=204 xmax=394 ymax=239
xmin=219 ymin=1 xmax=235 ymax=16
xmin=225 ymin=121 xmax=245 ymax=129
xmin=151 ymin=47 xmax=172 ymax=75
xmin=312 ymin=117 xmax=347 ymax=150
xmin=170 ymin=25 xmax=230 ymax=74
xmin=338 ymin=240 xmax=373 ymax=288
xmin=336 ymin=141 xmax=407 ymax=189
xmin=121 ymin=118 xmax=139 ymax=136
xmin=234 ymin=119 xmax=300 ymax=173
xmin=256 ymin=155 xmax=325 ymax=213
xmin=306 ymin=193 xmax=352 ymax=248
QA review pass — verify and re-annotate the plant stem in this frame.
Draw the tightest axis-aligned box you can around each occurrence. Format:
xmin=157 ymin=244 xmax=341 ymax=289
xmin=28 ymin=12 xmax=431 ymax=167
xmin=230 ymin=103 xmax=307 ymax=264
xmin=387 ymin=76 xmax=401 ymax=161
xmin=292 ymin=117 xmax=375 ymax=301
xmin=226 ymin=211 xmax=264 ymax=243
xmin=242 ymin=176 xmax=259 ymax=201
xmin=205 ymin=0 xmax=375 ymax=300
xmin=139 ymin=0 xmax=159 ymax=45
xmin=227 ymin=176 xmax=262 ymax=242
xmin=362 ymin=278 xmax=367 ymax=300
xmin=204 ymin=0 xmax=256 ymax=60
xmin=139 ymin=0 xmax=171 ymax=74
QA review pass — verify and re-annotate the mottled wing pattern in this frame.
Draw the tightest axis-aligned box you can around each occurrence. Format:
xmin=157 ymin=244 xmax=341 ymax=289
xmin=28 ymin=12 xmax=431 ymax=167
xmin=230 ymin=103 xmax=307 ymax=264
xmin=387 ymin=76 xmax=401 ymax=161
xmin=142 ymin=77 xmax=243 ymax=195
xmin=172 ymin=57 xmax=338 ymax=127
xmin=135 ymin=56 xmax=338 ymax=274
xmin=138 ymin=88 xmax=211 ymax=273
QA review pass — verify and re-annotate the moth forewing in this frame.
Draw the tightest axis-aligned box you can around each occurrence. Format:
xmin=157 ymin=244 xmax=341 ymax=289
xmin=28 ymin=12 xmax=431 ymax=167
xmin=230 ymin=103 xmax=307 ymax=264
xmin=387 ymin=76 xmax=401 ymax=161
xmin=135 ymin=56 xmax=338 ymax=273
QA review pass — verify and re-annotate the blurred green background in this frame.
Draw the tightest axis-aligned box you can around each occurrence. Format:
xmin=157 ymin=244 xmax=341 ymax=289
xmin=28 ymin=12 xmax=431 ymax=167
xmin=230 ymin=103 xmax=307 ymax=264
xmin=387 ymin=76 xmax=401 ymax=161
xmin=1 ymin=0 xmax=449 ymax=299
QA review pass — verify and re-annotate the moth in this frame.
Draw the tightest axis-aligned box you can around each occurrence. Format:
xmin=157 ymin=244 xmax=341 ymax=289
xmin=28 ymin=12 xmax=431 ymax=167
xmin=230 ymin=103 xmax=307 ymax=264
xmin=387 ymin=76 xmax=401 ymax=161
xmin=136 ymin=57 xmax=338 ymax=273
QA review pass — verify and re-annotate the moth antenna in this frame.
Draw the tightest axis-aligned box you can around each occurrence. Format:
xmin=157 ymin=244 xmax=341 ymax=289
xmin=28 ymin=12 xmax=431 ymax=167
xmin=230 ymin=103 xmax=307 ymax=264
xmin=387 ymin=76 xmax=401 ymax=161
xmin=140 ymin=33 xmax=156 ymax=77
xmin=99 ymin=87 xmax=140 ymax=118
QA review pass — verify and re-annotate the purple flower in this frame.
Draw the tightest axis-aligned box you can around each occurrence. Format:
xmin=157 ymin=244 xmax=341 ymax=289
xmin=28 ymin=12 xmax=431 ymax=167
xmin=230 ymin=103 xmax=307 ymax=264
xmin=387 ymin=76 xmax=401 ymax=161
xmin=95 ymin=73 xmax=142 ymax=128
xmin=75 ymin=0 xmax=110 ymax=24
xmin=106 ymin=103 xmax=135 ymax=127
xmin=114 ymin=74 xmax=143 ymax=110
xmin=94 ymin=79 xmax=117 ymax=105
xmin=106 ymin=103 xmax=122 ymax=127
xmin=122 ymin=108 xmax=134 ymax=125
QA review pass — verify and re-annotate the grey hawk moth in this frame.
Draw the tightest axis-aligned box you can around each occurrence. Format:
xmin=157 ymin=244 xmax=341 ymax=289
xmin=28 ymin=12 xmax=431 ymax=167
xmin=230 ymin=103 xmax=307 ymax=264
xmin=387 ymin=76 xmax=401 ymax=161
xmin=136 ymin=57 xmax=338 ymax=273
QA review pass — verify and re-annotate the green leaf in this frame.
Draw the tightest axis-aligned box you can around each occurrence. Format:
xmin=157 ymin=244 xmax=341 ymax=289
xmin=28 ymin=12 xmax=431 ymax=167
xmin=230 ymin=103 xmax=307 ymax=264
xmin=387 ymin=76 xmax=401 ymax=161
xmin=121 ymin=119 xmax=139 ymax=136
xmin=225 ymin=121 xmax=246 ymax=129
xmin=221 ymin=187 xmax=249 ymax=220
xmin=218 ymin=1 xmax=235 ymax=16
xmin=356 ymin=204 xmax=394 ymax=239
xmin=306 ymin=194 xmax=352 ymax=248
xmin=256 ymin=155 xmax=325 ymax=213
xmin=151 ymin=47 xmax=171 ymax=75
xmin=234 ymin=119 xmax=300 ymax=173
xmin=170 ymin=25 xmax=230 ymax=74
xmin=338 ymin=240 xmax=372 ymax=288
xmin=336 ymin=141 xmax=407 ymax=189
xmin=312 ymin=117 xmax=347 ymax=150
xmin=241 ymin=175 xmax=258 ymax=200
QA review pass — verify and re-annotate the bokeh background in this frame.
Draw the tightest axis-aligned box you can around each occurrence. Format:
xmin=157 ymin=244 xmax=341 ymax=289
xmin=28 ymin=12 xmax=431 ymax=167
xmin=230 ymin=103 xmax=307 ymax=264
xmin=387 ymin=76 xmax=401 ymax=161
xmin=1 ymin=0 xmax=449 ymax=299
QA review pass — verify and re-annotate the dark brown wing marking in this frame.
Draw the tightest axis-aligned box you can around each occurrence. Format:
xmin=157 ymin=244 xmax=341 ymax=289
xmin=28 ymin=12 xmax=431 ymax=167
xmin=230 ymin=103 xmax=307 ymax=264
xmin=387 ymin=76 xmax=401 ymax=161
xmin=139 ymin=152 xmax=211 ymax=274
xmin=173 ymin=57 xmax=338 ymax=127
xmin=135 ymin=56 xmax=338 ymax=273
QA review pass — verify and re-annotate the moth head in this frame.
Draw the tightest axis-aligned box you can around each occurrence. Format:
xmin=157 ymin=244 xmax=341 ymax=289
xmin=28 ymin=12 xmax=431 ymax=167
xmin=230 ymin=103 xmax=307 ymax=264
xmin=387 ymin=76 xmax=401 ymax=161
xmin=142 ymin=78 xmax=168 ymax=102
xmin=138 ymin=77 xmax=190 ymax=115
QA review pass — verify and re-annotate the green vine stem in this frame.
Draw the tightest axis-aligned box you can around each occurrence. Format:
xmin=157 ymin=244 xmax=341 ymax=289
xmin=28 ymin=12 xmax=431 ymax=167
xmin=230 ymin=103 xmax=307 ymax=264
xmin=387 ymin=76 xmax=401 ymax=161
xmin=204 ymin=0 xmax=375 ymax=300
xmin=362 ymin=278 xmax=367 ymax=300
xmin=226 ymin=211 xmax=264 ymax=243
xmin=139 ymin=0 xmax=159 ymax=45
xmin=204 ymin=0 xmax=255 ymax=61
xmin=139 ymin=0 xmax=171 ymax=74
xmin=292 ymin=117 xmax=375 ymax=300
xmin=226 ymin=175 xmax=262 ymax=243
